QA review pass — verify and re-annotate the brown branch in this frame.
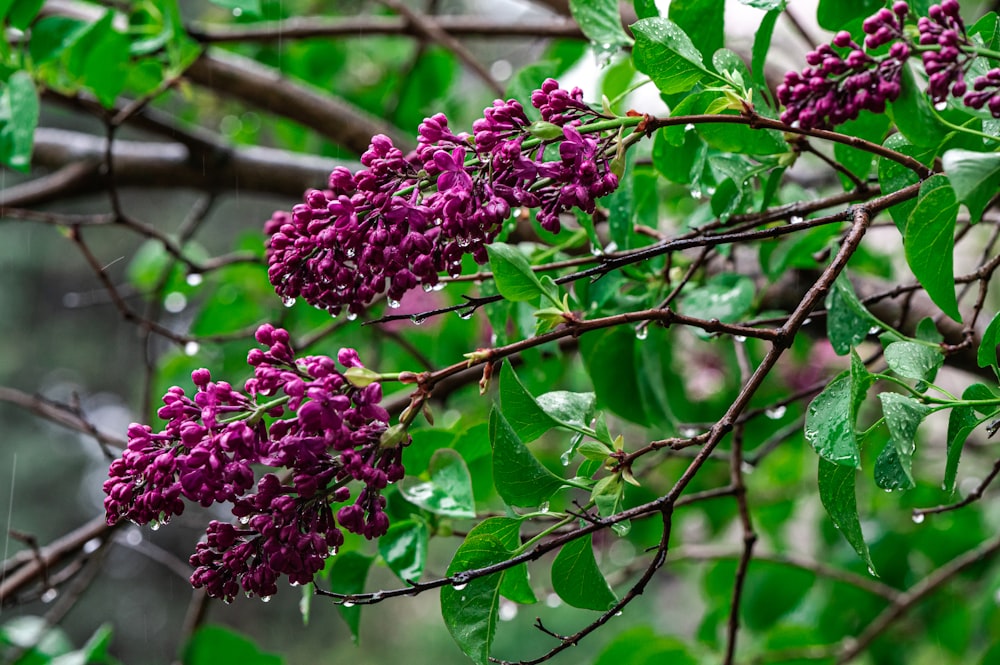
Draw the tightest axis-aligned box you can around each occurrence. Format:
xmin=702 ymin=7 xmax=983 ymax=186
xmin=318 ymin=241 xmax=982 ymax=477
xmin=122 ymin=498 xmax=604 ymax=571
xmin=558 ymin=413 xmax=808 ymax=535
xmin=188 ymin=15 xmax=584 ymax=43
xmin=912 ymin=455 xmax=1000 ymax=519
xmin=0 ymin=386 xmax=126 ymax=451
xmin=185 ymin=50 xmax=412 ymax=154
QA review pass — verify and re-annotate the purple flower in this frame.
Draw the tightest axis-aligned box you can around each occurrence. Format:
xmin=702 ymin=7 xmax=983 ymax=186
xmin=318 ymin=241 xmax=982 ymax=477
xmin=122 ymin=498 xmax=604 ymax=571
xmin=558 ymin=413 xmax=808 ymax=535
xmin=105 ymin=324 xmax=410 ymax=602
xmin=265 ymin=79 xmax=622 ymax=315
xmin=777 ymin=8 xmax=910 ymax=130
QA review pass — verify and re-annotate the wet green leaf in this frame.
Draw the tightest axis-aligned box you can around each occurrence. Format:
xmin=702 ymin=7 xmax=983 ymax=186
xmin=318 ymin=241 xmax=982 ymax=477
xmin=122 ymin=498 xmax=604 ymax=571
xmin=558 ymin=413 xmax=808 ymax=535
xmin=942 ymin=149 xmax=1000 ymax=223
xmin=632 ymin=17 xmax=711 ymax=95
xmin=184 ymin=625 xmax=283 ymax=665
xmin=826 ymin=274 xmax=881 ymax=355
xmin=569 ymin=0 xmax=632 ymax=50
xmin=490 ymin=409 xmax=565 ymax=508
xmin=884 ymin=341 xmax=943 ymax=383
xmin=818 ymin=458 xmax=877 ymax=574
xmin=378 ymin=519 xmax=428 ymax=584
xmin=551 ymin=534 xmax=617 ymax=610
xmin=400 ymin=449 xmax=476 ymax=519
xmin=486 ymin=243 xmax=545 ymax=303
xmin=327 ymin=552 xmax=374 ymax=644
xmin=669 ymin=0 xmax=724 ymax=61
xmin=905 ymin=175 xmax=961 ymax=322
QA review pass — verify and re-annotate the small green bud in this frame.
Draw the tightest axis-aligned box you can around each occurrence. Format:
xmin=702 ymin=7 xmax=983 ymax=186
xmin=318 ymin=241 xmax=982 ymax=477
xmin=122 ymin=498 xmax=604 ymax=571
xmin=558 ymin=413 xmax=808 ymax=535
xmin=344 ymin=366 xmax=381 ymax=388
xmin=527 ymin=120 xmax=565 ymax=140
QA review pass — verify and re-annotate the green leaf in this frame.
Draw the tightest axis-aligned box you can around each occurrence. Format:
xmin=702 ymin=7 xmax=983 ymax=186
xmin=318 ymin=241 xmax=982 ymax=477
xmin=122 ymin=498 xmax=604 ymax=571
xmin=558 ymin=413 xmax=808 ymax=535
xmin=590 ymin=474 xmax=629 ymax=536
xmin=818 ymin=458 xmax=877 ymax=574
xmin=461 ymin=517 xmax=535 ymax=605
xmin=498 ymin=360 xmax=558 ymax=442
xmin=378 ymin=519 xmax=428 ymax=584
xmin=979 ymin=310 xmax=1000 ymax=375
xmin=739 ymin=0 xmax=785 ymax=8
xmin=816 ymin=0 xmax=882 ymax=30
xmin=551 ymin=534 xmax=618 ymax=610
xmin=594 ymin=626 xmax=699 ymax=665
xmin=631 ymin=17 xmax=712 ymax=95
xmin=877 ymin=134 xmax=932 ymax=231
xmin=28 ymin=16 xmax=87 ymax=64
xmin=7 ymin=0 xmax=43 ymax=29
xmin=944 ymin=383 xmax=997 ymax=492
xmin=679 ymin=273 xmax=755 ymax=338
xmin=569 ymin=0 xmax=632 ymax=50
xmin=535 ymin=391 xmax=596 ymax=431
xmin=915 ymin=316 xmax=944 ymax=343
xmin=580 ymin=326 xmax=648 ymax=425
xmin=486 ymin=243 xmax=545 ymax=303
xmin=490 ymin=409 xmax=565 ymax=508
xmin=668 ymin=0 xmax=724 ymax=62
xmin=400 ymin=449 xmax=476 ymax=519
xmin=327 ymin=552 xmax=374 ymax=644
xmin=83 ymin=28 xmax=129 ymax=107
xmin=874 ymin=392 xmax=930 ymax=491
xmin=0 ymin=71 xmax=38 ymax=172
xmin=826 ymin=274 xmax=881 ymax=355
xmin=905 ymin=174 xmax=961 ymax=322
xmin=833 ymin=111 xmax=891 ymax=189
xmin=441 ymin=533 xmax=509 ymax=665
xmin=751 ymin=9 xmax=781 ymax=107
xmin=889 ymin=64 xmax=949 ymax=148
xmin=884 ymin=341 xmax=944 ymax=383
xmin=805 ymin=352 xmax=872 ymax=468
xmin=183 ymin=625 xmax=283 ymax=665
xmin=51 ymin=624 xmax=113 ymax=665
xmin=941 ymin=149 xmax=1000 ymax=223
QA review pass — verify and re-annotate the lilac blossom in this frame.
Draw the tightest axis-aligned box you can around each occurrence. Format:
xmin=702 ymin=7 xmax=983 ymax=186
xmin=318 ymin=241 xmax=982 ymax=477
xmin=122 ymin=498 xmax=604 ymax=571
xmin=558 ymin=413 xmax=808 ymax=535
xmin=104 ymin=323 xmax=408 ymax=602
xmin=265 ymin=79 xmax=621 ymax=316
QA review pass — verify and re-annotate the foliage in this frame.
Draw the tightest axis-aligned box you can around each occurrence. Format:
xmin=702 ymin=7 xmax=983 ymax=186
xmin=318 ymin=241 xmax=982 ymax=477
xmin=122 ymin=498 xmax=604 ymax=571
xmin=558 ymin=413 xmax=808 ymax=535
xmin=3 ymin=1 xmax=1000 ymax=664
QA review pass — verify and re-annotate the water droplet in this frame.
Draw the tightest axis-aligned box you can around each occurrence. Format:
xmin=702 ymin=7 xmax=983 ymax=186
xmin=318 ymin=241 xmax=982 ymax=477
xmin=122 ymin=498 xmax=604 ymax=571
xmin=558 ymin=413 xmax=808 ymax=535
xmin=232 ymin=6 xmax=242 ymax=16
xmin=591 ymin=244 xmax=603 ymax=256
xmin=560 ymin=451 xmax=572 ymax=466
xmin=282 ymin=296 xmax=296 ymax=308
xmin=734 ymin=335 xmax=747 ymax=343
xmin=680 ymin=427 xmax=698 ymax=438
xmin=290 ymin=581 xmax=300 ymax=587
xmin=239 ymin=515 xmax=251 ymax=524
xmin=691 ymin=189 xmax=703 ymax=200
xmin=371 ymin=591 xmax=384 ymax=601
xmin=346 ymin=312 xmax=358 ymax=321
xmin=499 ymin=601 xmax=518 ymax=621
xmin=83 ymin=537 xmax=101 ymax=554
xmin=460 ymin=595 xmax=467 ymax=601
xmin=635 ymin=327 xmax=648 ymax=341
xmin=346 ymin=248 xmax=356 ymax=258
xmin=741 ymin=462 xmax=755 ymax=475
xmin=802 ymin=318 xmax=813 ymax=327
xmin=186 ymin=273 xmax=203 ymax=286
xmin=545 ymin=593 xmax=562 ymax=608
xmin=184 ymin=341 xmax=200 ymax=356
xmin=868 ymin=325 xmax=881 ymax=335
xmin=934 ymin=100 xmax=948 ymax=110
xmin=765 ymin=405 xmax=787 ymax=420
xmin=706 ymin=186 xmax=716 ymax=196
xmin=539 ymin=502 xmax=550 ymax=513
xmin=867 ymin=566 xmax=876 ymax=576
xmin=343 ymin=600 xmax=355 ymax=608
xmin=328 ymin=547 xmax=339 ymax=556
xmin=41 ymin=588 xmax=59 ymax=603
xmin=912 ymin=513 xmax=925 ymax=524
xmin=410 ymin=315 xmax=425 ymax=326
xmin=432 ymin=282 xmax=446 ymax=291
xmin=458 ymin=310 xmax=474 ymax=320
xmin=150 ymin=520 xmax=161 ymax=531
xmin=684 ymin=123 xmax=696 ymax=132
xmin=261 ymin=595 xmax=271 ymax=603
xmin=614 ymin=610 xmax=623 ymax=616
xmin=387 ymin=298 xmax=401 ymax=309
xmin=223 ymin=598 xmax=233 ymax=605
xmin=790 ymin=215 xmax=804 ymax=224
xmin=134 ymin=475 xmax=146 ymax=487
xmin=422 ymin=283 xmax=434 ymax=293
xmin=164 ymin=291 xmax=187 ymax=313
xmin=452 ymin=582 xmax=468 ymax=591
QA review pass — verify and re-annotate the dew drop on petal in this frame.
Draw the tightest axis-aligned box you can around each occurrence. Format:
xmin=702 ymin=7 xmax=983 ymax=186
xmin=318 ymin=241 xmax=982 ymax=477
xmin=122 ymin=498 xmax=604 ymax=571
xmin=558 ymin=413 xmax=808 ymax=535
xmin=261 ymin=595 xmax=271 ymax=603
xmin=282 ymin=296 xmax=296 ymax=308
xmin=422 ymin=283 xmax=434 ymax=293
xmin=150 ymin=520 xmax=161 ymax=531
xmin=240 ymin=515 xmax=251 ymax=524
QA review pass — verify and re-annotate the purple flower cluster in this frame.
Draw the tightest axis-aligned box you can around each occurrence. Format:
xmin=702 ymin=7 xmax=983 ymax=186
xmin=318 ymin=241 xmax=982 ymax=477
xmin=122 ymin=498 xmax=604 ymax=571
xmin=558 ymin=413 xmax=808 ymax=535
xmin=777 ymin=3 xmax=911 ymax=129
xmin=265 ymin=79 xmax=619 ymax=317
xmin=104 ymin=324 xmax=407 ymax=602
xmin=779 ymin=0 xmax=1000 ymax=126
xmin=918 ymin=0 xmax=971 ymax=103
